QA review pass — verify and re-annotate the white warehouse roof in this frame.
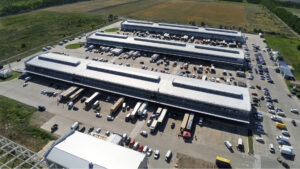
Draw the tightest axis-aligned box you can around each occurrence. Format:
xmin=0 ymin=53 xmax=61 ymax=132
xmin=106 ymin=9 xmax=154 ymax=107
xmin=121 ymin=20 xmax=244 ymax=40
xmin=25 ymin=53 xmax=251 ymax=123
xmin=45 ymin=131 xmax=146 ymax=169
xmin=86 ymin=33 xmax=245 ymax=66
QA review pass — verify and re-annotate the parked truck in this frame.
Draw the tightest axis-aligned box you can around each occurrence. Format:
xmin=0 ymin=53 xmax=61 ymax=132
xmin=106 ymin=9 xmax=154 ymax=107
xmin=138 ymin=102 xmax=148 ymax=116
xmin=130 ymin=102 xmax=142 ymax=119
xmin=150 ymin=120 xmax=158 ymax=133
xmin=110 ymin=97 xmax=124 ymax=115
xmin=157 ymin=108 xmax=167 ymax=124
xmin=59 ymin=86 xmax=78 ymax=102
xmin=85 ymin=92 xmax=99 ymax=107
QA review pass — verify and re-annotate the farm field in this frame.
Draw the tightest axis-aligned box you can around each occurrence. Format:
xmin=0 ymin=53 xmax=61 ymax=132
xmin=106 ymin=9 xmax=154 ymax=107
xmin=45 ymin=0 xmax=294 ymax=36
xmin=265 ymin=35 xmax=300 ymax=80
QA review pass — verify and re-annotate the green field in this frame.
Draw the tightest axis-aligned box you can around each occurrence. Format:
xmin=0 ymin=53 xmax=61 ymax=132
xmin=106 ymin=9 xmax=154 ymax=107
xmin=0 ymin=95 xmax=55 ymax=152
xmin=0 ymin=71 xmax=20 ymax=82
xmin=0 ymin=11 xmax=105 ymax=62
xmin=65 ymin=42 xmax=85 ymax=49
xmin=105 ymin=27 xmax=119 ymax=32
xmin=285 ymin=7 xmax=300 ymax=17
xmin=264 ymin=35 xmax=300 ymax=80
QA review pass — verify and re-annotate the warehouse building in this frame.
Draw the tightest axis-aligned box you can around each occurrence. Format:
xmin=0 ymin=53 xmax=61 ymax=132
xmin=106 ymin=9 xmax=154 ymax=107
xmin=121 ymin=20 xmax=245 ymax=43
xmin=44 ymin=130 xmax=147 ymax=169
xmin=25 ymin=53 xmax=251 ymax=123
xmin=86 ymin=33 xmax=245 ymax=67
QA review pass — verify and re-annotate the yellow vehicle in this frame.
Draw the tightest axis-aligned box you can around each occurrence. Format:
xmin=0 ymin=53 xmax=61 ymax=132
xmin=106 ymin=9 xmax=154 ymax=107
xmin=216 ymin=156 xmax=231 ymax=168
xmin=276 ymin=122 xmax=287 ymax=129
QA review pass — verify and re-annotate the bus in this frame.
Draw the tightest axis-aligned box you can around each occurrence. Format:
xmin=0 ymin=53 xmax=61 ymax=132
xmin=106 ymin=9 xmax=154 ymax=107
xmin=180 ymin=113 xmax=190 ymax=132
xmin=216 ymin=156 xmax=231 ymax=168
xmin=59 ymin=86 xmax=78 ymax=101
xmin=157 ymin=108 xmax=167 ymax=124
xmin=110 ymin=97 xmax=124 ymax=115
xmin=130 ymin=102 xmax=142 ymax=119
xmin=186 ymin=113 xmax=194 ymax=131
xmin=85 ymin=92 xmax=99 ymax=107
xmin=69 ymin=88 xmax=84 ymax=101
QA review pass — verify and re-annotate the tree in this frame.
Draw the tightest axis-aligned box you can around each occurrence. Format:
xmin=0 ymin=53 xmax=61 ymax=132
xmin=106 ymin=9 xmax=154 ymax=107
xmin=108 ymin=14 xmax=114 ymax=22
xmin=189 ymin=21 xmax=196 ymax=26
xmin=201 ymin=21 xmax=205 ymax=27
xmin=297 ymin=44 xmax=300 ymax=51
xmin=21 ymin=43 xmax=26 ymax=48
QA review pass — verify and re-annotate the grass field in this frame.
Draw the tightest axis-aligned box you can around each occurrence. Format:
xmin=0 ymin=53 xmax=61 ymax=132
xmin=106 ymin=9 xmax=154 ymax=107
xmin=0 ymin=95 xmax=55 ymax=152
xmin=285 ymin=7 xmax=300 ymax=18
xmin=104 ymin=27 xmax=119 ymax=32
xmin=0 ymin=71 xmax=20 ymax=82
xmin=264 ymin=35 xmax=300 ymax=80
xmin=248 ymin=135 xmax=254 ymax=154
xmin=65 ymin=42 xmax=85 ymax=49
xmin=0 ymin=11 xmax=105 ymax=62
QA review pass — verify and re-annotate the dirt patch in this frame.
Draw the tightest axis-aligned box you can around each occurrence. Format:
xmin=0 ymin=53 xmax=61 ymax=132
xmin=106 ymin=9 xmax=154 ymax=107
xmin=175 ymin=153 xmax=217 ymax=168
xmin=30 ymin=111 xmax=55 ymax=127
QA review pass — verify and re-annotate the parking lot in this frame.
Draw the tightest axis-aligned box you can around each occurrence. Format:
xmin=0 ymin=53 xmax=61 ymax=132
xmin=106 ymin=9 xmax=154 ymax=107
xmin=1 ymin=21 xmax=300 ymax=168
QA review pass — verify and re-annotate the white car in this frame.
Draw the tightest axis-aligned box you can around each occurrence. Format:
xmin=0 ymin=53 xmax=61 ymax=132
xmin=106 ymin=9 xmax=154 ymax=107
xmin=154 ymin=150 xmax=160 ymax=159
xmin=271 ymin=115 xmax=282 ymax=122
xmin=96 ymin=128 xmax=102 ymax=133
xmin=269 ymin=143 xmax=275 ymax=152
xmin=256 ymin=137 xmax=264 ymax=143
xmin=268 ymin=110 xmax=275 ymax=114
xmin=147 ymin=148 xmax=152 ymax=157
xmin=291 ymin=109 xmax=299 ymax=114
xmin=96 ymin=113 xmax=102 ymax=118
xmin=140 ymin=130 xmax=147 ymax=137
xmin=105 ymin=131 xmax=110 ymax=136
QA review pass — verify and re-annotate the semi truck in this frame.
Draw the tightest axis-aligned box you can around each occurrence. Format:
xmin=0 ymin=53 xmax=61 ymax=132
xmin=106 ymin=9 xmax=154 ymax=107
xmin=110 ymin=97 xmax=125 ymax=115
xmin=180 ymin=113 xmax=190 ymax=132
xmin=85 ymin=92 xmax=99 ymax=107
xmin=138 ymin=102 xmax=148 ymax=116
xmin=130 ymin=102 xmax=142 ymax=119
xmin=150 ymin=120 xmax=158 ymax=133
xmin=59 ymin=86 xmax=78 ymax=102
xmin=186 ymin=113 xmax=194 ymax=131
xmin=279 ymin=145 xmax=295 ymax=156
xmin=69 ymin=88 xmax=84 ymax=101
xmin=157 ymin=108 xmax=167 ymax=124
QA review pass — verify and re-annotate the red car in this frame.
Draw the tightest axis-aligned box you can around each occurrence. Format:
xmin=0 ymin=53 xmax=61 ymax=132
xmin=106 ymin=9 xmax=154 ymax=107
xmin=251 ymin=92 xmax=258 ymax=96
xmin=137 ymin=145 xmax=143 ymax=152
xmin=256 ymin=85 xmax=261 ymax=89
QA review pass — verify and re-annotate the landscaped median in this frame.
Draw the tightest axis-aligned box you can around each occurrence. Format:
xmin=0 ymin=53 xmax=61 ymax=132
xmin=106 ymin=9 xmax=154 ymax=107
xmin=104 ymin=27 xmax=119 ymax=32
xmin=65 ymin=42 xmax=85 ymax=49
xmin=0 ymin=95 xmax=55 ymax=152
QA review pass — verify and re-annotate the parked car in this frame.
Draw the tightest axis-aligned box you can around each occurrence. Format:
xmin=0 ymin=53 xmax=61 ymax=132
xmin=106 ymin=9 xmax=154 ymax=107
xmin=171 ymin=122 xmax=175 ymax=129
xmin=96 ymin=128 xmax=102 ymax=133
xmin=269 ymin=143 xmax=275 ymax=153
xmin=290 ymin=109 xmax=299 ymax=114
xmin=140 ymin=130 xmax=148 ymax=137
xmin=147 ymin=148 xmax=152 ymax=157
xmin=138 ymin=145 xmax=143 ymax=152
xmin=224 ymin=141 xmax=232 ymax=150
xmin=38 ymin=105 xmax=46 ymax=111
xmin=154 ymin=150 xmax=160 ymax=159
xmin=105 ymin=131 xmax=110 ymax=136
xmin=107 ymin=115 xmax=114 ymax=121
xmin=256 ymin=137 xmax=264 ymax=143
xmin=51 ymin=124 xmax=58 ymax=133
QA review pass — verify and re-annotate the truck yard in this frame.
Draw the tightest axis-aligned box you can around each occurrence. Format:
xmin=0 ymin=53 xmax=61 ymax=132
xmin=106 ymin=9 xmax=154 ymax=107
xmin=0 ymin=21 xmax=300 ymax=168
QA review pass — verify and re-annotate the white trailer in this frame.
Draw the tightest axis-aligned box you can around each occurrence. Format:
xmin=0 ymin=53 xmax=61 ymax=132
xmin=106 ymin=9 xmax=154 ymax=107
xmin=150 ymin=120 xmax=158 ymax=133
xmin=130 ymin=102 xmax=142 ymax=119
xmin=157 ymin=108 xmax=167 ymax=124
xmin=280 ymin=145 xmax=295 ymax=156
xmin=138 ymin=102 xmax=148 ymax=115
xmin=85 ymin=92 xmax=99 ymax=107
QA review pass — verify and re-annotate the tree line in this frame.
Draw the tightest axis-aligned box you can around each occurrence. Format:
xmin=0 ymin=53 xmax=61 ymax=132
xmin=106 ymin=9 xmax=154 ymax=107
xmin=0 ymin=0 xmax=88 ymax=16
xmin=247 ymin=0 xmax=300 ymax=35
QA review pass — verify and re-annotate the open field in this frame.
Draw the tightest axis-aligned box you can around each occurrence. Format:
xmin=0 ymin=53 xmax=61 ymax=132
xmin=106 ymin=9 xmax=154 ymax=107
xmin=45 ymin=0 xmax=294 ymax=36
xmin=0 ymin=71 xmax=20 ymax=82
xmin=285 ymin=7 xmax=300 ymax=17
xmin=264 ymin=35 xmax=300 ymax=80
xmin=0 ymin=11 xmax=105 ymax=62
xmin=0 ymin=95 xmax=55 ymax=152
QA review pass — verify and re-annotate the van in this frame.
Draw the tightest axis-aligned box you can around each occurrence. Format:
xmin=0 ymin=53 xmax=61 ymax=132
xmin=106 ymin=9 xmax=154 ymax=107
xmin=279 ymin=145 xmax=295 ymax=156
xmin=68 ymin=102 xmax=74 ymax=109
xmin=224 ymin=141 xmax=232 ymax=149
xmin=237 ymin=138 xmax=243 ymax=151
xmin=71 ymin=122 xmax=79 ymax=130
xmin=122 ymin=103 xmax=126 ymax=112
xmin=165 ymin=150 xmax=172 ymax=161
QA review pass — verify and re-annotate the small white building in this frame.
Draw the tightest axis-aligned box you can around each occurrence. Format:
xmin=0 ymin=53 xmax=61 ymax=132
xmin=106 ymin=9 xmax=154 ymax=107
xmin=44 ymin=131 xmax=147 ymax=169
xmin=0 ymin=69 xmax=12 ymax=78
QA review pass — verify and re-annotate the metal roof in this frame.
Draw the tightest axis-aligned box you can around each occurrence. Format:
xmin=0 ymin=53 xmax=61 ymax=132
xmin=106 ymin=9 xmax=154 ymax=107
xmin=45 ymin=131 xmax=146 ymax=169
xmin=122 ymin=20 xmax=243 ymax=38
xmin=87 ymin=33 xmax=245 ymax=65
